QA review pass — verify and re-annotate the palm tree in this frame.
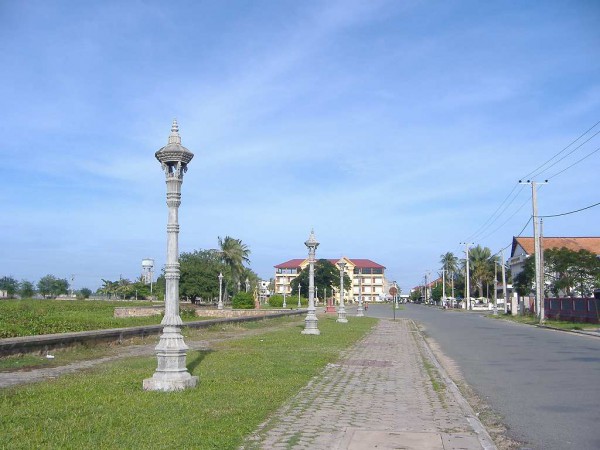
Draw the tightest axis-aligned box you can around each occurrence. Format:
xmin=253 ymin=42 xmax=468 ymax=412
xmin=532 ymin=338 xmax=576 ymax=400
xmin=440 ymin=252 xmax=459 ymax=297
xmin=218 ymin=236 xmax=251 ymax=291
xmin=468 ymin=245 xmax=498 ymax=300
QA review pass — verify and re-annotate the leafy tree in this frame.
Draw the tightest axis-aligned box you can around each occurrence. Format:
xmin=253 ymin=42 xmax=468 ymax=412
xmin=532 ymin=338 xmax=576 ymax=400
xmin=179 ymin=250 xmax=225 ymax=302
xmin=544 ymin=248 xmax=600 ymax=297
xmin=79 ymin=288 xmax=92 ymax=299
xmin=460 ymin=245 xmax=497 ymax=299
xmin=431 ymin=283 xmax=444 ymax=302
xmin=18 ymin=280 xmax=35 ymax=298
xmin=290 ymin=259 xmax=351 ymax=298
xmin=37 ymin=275 xmax=69 ymax=298
xmin=0 ymin=276 xmax=19 ymax=297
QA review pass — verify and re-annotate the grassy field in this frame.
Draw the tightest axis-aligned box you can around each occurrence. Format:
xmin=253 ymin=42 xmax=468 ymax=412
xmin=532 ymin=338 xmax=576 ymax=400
xmin=0 ymin=315 xmax=377 ymax=449
xmin=0 ymin=299 xmax=201 ymax=338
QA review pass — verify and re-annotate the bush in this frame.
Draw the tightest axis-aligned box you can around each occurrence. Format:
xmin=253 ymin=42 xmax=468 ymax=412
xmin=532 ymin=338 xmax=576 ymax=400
xmin=232 ymin=292 xmax=255 ymax=309
xmin=268 ymin=295 xmax=284 ymax=307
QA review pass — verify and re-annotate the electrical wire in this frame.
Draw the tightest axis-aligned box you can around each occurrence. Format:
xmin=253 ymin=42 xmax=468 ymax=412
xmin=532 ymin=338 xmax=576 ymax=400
xmin=464 ymin=184 xmax=520 ymax=242
xmin=539 ymin=201 xmax=600 ymax=218
xmin=548 ymin=145 xmax=600 ymax=179
xmin=477 ymin=194 xmax=532 ymax=242
xmin=529 ymin=129 xmax=600 ymax=179
xmin=520 ymin=119 xmax=600 ymax=180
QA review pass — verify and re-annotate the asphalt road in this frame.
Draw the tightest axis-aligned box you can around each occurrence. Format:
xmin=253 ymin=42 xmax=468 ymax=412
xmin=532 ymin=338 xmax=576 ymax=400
xmin=363 ymin=302 xmax=600 ymax=450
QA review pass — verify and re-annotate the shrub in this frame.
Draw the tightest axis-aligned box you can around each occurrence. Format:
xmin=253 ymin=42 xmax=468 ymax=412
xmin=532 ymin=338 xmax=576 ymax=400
xmin=268 ymin=294 xmax=284 ymax=307
xmin=232 ymin=292 xmax=255 ymax=309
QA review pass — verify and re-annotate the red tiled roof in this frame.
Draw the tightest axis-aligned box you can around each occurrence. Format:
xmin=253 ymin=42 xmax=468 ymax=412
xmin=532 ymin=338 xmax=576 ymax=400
xmin=347 ymin=259 xmax=386 ymax=269
xmin=275 ymin=258 xmax=386 ymax=269
xmin=274 ymin=259 xmax=305 ymax=269
xmin=512 ymin=236 xmax=600 ymax=256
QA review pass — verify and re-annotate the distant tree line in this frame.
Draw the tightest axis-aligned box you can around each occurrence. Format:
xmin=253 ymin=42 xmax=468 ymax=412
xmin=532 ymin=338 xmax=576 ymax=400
xmin=0 ymin=275 xmax=92 ymax=299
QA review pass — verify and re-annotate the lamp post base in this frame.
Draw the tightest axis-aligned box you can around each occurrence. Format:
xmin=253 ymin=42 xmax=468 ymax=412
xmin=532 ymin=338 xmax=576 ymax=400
xmin=356 ymin=304 xmax=364 ymax=317
xmin=143 ymin=326 xmax=198 ymax=392
xmin=301 ymin=310 xmax=320 ymax=335
xmin=337 ymin=307 xmax=348 ymax=323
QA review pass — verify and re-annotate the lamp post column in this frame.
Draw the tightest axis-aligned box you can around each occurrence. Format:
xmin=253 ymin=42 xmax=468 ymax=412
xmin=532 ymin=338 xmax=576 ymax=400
xmin=356 ymin=270 xmax=364 ymax=317
xmin=218 ymin=272 xmax=223 ymax=310
xmin=143 ymin=120 xmax=198 ymax=391
xmin=337 ymin=262 xmax=348 ymax=323
xmin=302 ymin=229 xmax=320 ymax=335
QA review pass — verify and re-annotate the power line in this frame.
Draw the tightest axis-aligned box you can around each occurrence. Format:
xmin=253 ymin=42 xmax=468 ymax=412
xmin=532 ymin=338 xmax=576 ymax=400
xmin=477 ymin=194 xmax=532 ymax=241
xmin=465 ymin=184 xmax=520 ymax=241
xmin=530 ymin=129 xmax=600 ymax=179
xmin=520 ymin=119 xmax=600 ymax=180
xmin=539 ymin=201 xmax=600 ymax=218
xmin=548 ymin=145 xmax=600 ymax=179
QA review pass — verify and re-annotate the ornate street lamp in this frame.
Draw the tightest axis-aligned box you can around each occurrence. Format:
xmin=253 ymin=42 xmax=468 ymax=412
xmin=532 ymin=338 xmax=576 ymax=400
xmin=283 ymin=289 xmax=287 ymax=308
xmin=245 ymin=277 xmax=249 ymax=293
xmin=218 ymin=272 xmax=224 ymax=310
xmin=298 ymin=283 xmax=302 ymax=308
xmin=337 ymin=262 xmax=348 ymax=323
xmin=356 ymin=270 xmax=364 ymax=317
xmin=302 ymin=229 xmax=320 ymax=335
xmin=143 ymin=120 xmax=198 ymax=391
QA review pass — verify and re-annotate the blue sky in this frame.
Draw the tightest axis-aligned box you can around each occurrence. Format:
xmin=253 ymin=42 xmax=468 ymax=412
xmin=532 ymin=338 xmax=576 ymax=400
xmin=1 ymin=0 xmax=599 ymax=292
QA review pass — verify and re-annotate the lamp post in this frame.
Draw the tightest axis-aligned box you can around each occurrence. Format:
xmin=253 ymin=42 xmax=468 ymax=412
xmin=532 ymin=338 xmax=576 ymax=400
xmin=237 ymin=280 xmax=241 ymax=292
xmin=245 ymin=277 xmax=249 ymax=293
xmin=394 ymin=281 xmax=399 ymax=309
xmin=298 ymin=283 xmax=302 ymax=308
xmin=302 ymin=229 xmax=320 ymax=335
xmin=356 ymin=270 xmax=364 ymax=317
xmin=337 ymin=262 xmax=348 ymax=323
xmin=283 ymin=289 xmax=287 ymax=308
xmin=218 ymin=272 xmax=223 ymax=310
xmin=143 ymin=120 xmax=198 ymax=391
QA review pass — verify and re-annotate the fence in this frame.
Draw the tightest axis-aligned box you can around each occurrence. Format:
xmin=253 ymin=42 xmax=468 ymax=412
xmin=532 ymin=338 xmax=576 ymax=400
xmin=545 ymin=297 xmax=600 ymax=323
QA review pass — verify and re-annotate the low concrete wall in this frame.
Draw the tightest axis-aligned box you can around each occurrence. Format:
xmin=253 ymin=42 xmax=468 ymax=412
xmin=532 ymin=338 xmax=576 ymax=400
xmin=114 ymin=307 xmax=163 ymax=318
xmin=0 ymin=310 xmax=305 ymax=357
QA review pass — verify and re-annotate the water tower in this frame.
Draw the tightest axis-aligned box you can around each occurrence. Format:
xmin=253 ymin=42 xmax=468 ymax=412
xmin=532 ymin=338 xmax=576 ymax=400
xmin=142 ymin=258 xmax=154 ymax=288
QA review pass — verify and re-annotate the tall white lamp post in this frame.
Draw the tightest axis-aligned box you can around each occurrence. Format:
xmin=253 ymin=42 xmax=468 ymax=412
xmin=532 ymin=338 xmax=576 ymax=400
xmin=143 ymin=120 xmax=198 ymax=391
xmin=283 ymin=289 xmax=287 ymax=308
xmin=337 ymin=262 xmax=348 ymax=323
xmin=356 ymin=270 xmax=364 ymax=317
xmin=302 ymin=229 xmax=320 ymax=335
xmin=218 ymin=272 xmax=223 ymax=310
xmin=245 ymin=277 xmax=249 ymax=293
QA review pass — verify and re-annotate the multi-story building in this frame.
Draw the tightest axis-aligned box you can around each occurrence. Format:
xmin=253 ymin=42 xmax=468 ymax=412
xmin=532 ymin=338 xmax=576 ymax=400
xmin=274 ymin=257 xmax=387 ymax=303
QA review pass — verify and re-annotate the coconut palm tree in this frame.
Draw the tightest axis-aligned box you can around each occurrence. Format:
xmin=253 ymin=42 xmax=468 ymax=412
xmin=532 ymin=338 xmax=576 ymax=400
xmin=468 ymin=245 xmax=498 ymax=300
xmin=218 ymin=236 xmax=251 ymax=291
xmin=440 ymin=252 xmax=459 ymax=297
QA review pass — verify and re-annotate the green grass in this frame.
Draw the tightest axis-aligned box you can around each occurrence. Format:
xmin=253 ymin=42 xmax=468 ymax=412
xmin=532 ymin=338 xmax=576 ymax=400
xmin=489 ymin=313 xmax=598 ymax=331
xmin=0 ymin=316 xmax=377 ymax=449
xmin=0 ymin=299 xmax=202 ymax=338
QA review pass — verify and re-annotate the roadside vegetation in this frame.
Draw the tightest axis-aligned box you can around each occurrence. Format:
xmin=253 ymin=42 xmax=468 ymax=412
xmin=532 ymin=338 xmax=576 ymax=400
xmin=490 ymin=313 xmax=598 ymax=331
xmin=0 ymin=315 xmax=377 ymax=449
xmin=0 ymin=299 xmax=201 ymax=338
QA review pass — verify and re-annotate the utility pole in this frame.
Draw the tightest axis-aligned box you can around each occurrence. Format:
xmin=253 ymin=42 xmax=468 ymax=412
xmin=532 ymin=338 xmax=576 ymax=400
xmin=520 ymin=180 xmax=547 ymax=323
xmin=442 ymin=269 xmax=446 ymax=307
xmin=540 ymin=217 xmax=545 ymax=322
xmin=493 ymin=262 xmax=498 ymax=315
xmin=460 ymin=242 xmax=473 ymax=310
xmin=501 ymin=249 xmax=508 ymax=314
xmin=424 ymin=273 xmax=429 ymax=304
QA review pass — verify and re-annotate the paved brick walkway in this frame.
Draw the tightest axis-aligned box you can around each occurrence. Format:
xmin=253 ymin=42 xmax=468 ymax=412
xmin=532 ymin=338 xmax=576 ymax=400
xmin=242 ymin=319 xmax=495 ymax=450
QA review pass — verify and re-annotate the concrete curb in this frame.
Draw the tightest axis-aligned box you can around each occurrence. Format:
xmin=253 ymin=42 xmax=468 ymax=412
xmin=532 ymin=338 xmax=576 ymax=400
xmin=412 ymin=319 xmax=497 ymax=450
